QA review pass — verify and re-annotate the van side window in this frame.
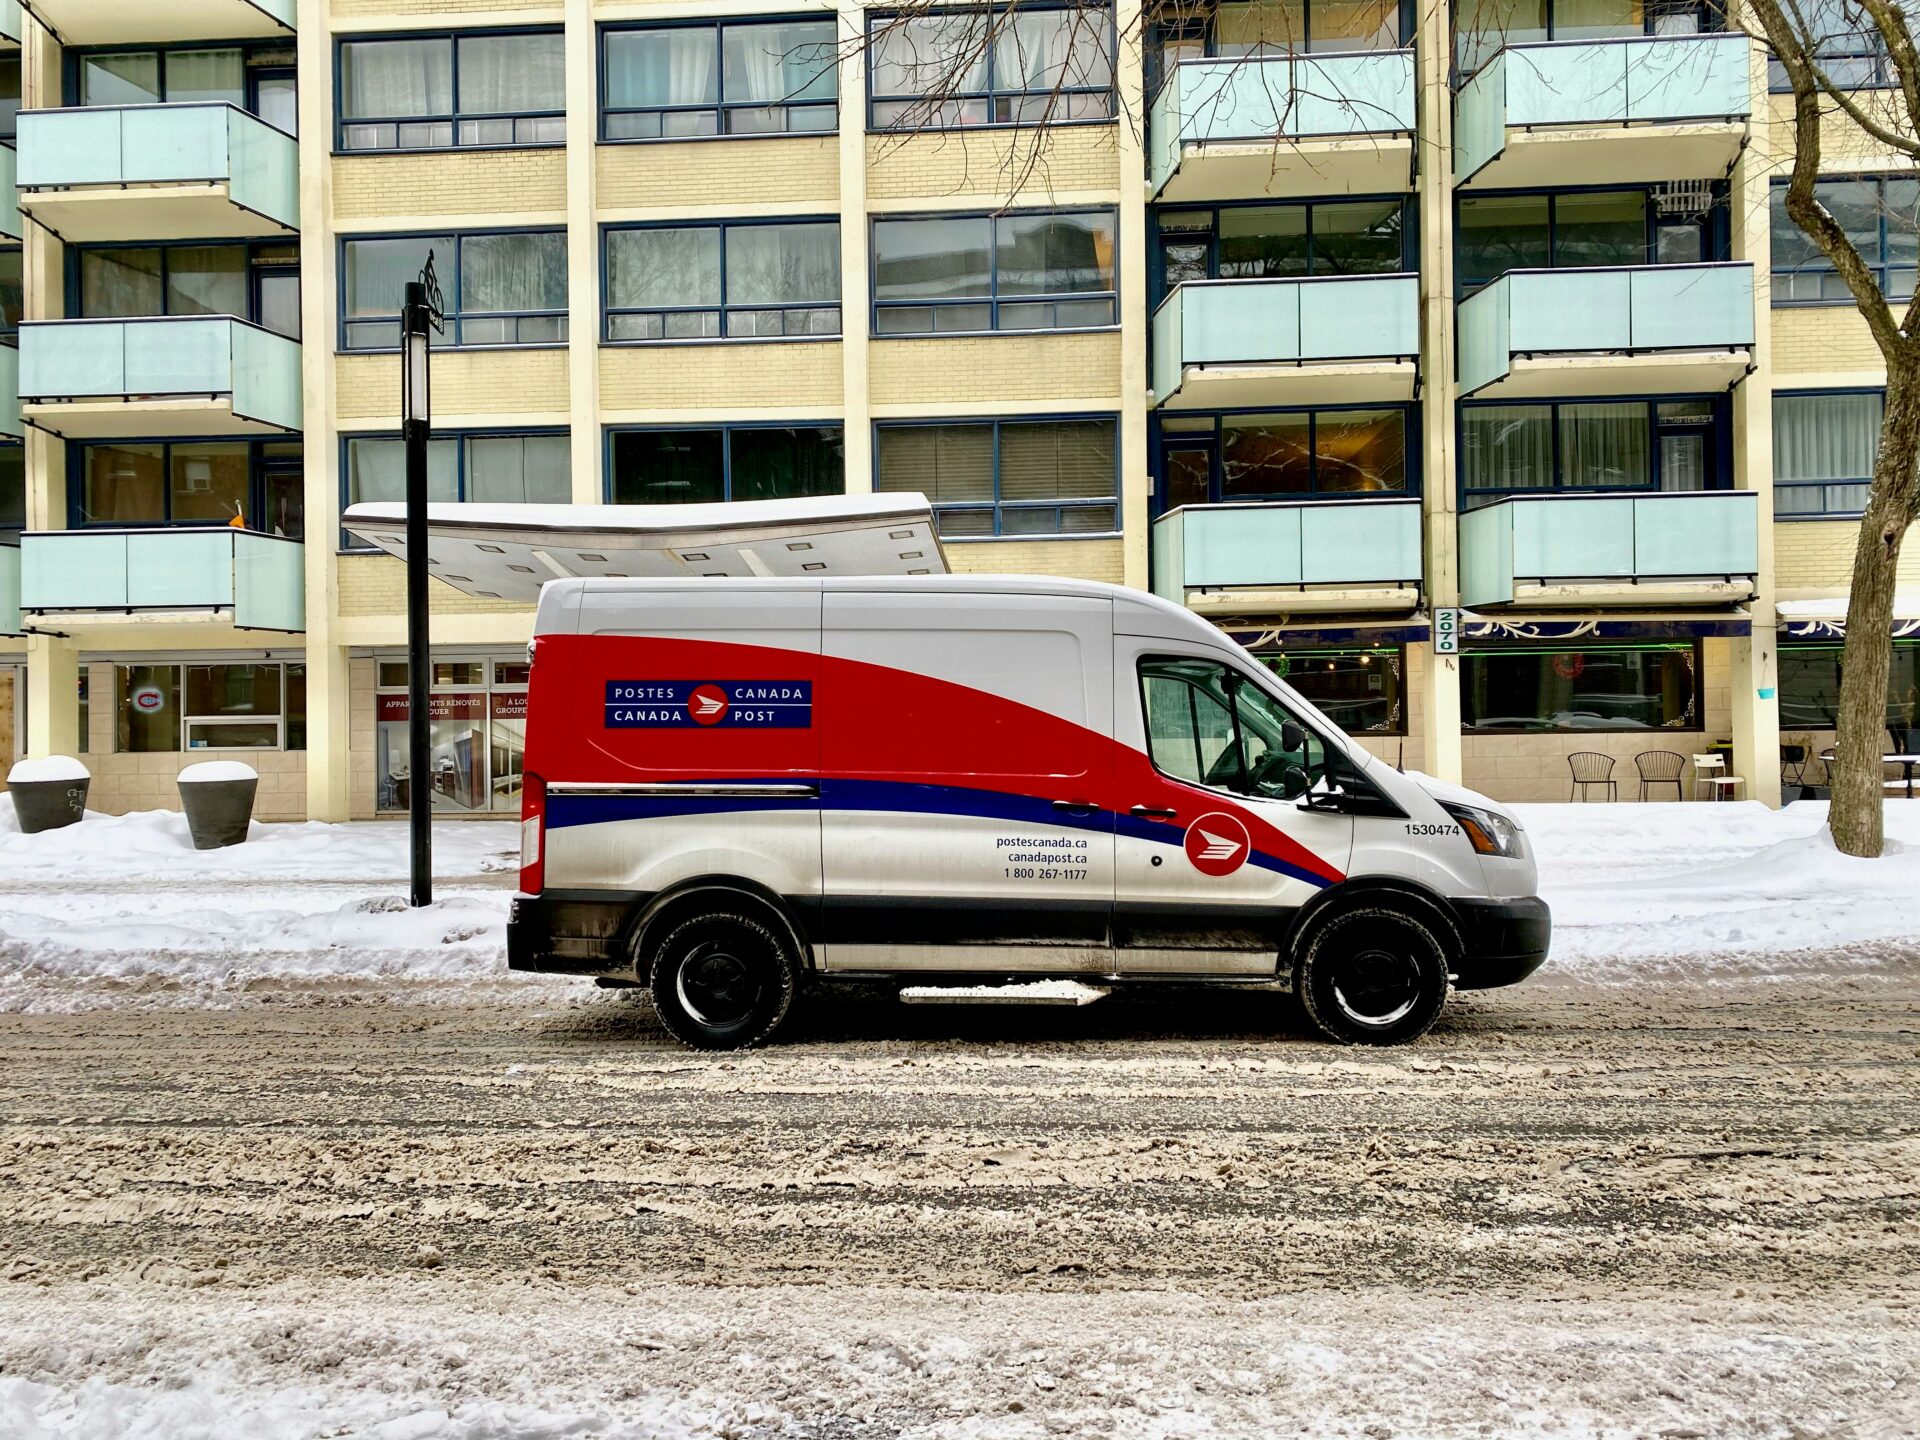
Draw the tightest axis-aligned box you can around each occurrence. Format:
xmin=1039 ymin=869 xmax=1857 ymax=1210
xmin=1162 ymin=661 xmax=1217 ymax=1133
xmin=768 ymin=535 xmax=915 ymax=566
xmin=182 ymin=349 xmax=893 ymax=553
xmin=1139 ymin=657 xmax=1327 ymax=801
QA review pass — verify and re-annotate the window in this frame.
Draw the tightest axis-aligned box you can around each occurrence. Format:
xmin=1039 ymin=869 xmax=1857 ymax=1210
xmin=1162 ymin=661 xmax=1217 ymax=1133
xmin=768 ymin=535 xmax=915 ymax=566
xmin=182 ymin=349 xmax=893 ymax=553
xmin=1455 ymin=0 xmax=1711 ymax=73
xmin=0 ymin=446 xmax=23 ymax=533
xmin=876 ymin=417 xmax=1116 ymax=536
xmin=76 ymin=243 xmax=299 ymax=335
xmin=1155 ymin=201 xmax=1409 ymax=295
xmin=75 ymin=440 xmax=304 ymax=535
xmin=0 ymin=249 xmax=21 ymax=339
xmin=1780 ymin=643 xmax=1920 ymax=730
xmin=375 ymin=656 xmax=529 ymax=813
xmin=78 ymin=48 xmax=245 ymax=108
xmin=1771 ymin=178 xmax=1918 ymax=304
xmin=1139 ymin=656 xmax=1328 ymax=800
xmin=1189 ymin=0 xmax=1406 ymax=56
xmin=1461 ymin=643 xmax=1700 ymax=731
xmin=342 ymin=431 xmax=569 ymax=545
xmin=1257 ymin=647 xmax=1406 ymax=735
xmin=342 ymin=231 xmax=566 ymax=349
xmin=339 ymin=31 xmax=564 ymax=150
xmin=115 ymin=662 xmax=306 ymax=753
xmin=873 ymin=210 xmax=1117 ymax=334
xmin=1456 ymin=190 xmax=1671 ymax=286
xmin=601 ymin=19 xmax=836 ymax=139
xmin=1775 ymin=390 xmax=1882 ymax=517
xmin=1767 ymin=0 xmax=1906 ymax=89
xmin=1461 ymin=398 xmax=1720 ymax=504
xmin=0 ymin=52 xmax=19 ymax=141
xmin=870 ymin=5 xmax=1114 ymax=128
xmin=604 ymin=221 xmax=841 ymax=340
xmin=607 ymin=426 xmax=844 ymax=505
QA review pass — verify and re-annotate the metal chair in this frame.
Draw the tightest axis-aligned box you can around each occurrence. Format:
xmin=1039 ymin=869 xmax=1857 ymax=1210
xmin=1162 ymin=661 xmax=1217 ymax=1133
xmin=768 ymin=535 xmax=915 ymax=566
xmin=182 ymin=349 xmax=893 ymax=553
xmin=1568 ymin=751 xmax=1618 ymax=801
xmin=1692 ymin=752 xmax=1744 ymax=801
xmin=1780 ymin=743 xmax=1809 ymax=787
xmin=1634 ymin=750 xmax=1686 ymax=801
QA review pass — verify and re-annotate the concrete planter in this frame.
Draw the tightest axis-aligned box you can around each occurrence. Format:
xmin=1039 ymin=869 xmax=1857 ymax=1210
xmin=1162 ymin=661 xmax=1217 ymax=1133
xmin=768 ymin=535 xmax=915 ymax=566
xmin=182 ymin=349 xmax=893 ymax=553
xmin=7 ymin=758 xmax=91 ymax=834
xmin=177 ymin=761 xmax=260 ymax=850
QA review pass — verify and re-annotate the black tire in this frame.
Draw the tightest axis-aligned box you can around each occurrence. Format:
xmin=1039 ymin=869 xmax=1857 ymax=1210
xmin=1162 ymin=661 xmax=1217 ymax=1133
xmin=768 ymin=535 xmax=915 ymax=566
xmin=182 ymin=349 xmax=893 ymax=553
xmin=646 ymin=910 xmax=798 ymax=1051
xmin=1295 ymin=906 xmax=1450 ymax=1046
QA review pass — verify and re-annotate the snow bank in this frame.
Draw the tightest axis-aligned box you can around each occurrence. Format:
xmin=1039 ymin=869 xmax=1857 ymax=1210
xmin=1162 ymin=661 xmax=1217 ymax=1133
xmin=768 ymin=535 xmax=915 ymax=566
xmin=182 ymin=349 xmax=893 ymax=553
xmin=176 ymin=760 xmax=258 ymax=784
xmin=6 ymin=755 xmax=88 ymax=783
xmin=1519 ymin=799 xmax=1920 ymax=980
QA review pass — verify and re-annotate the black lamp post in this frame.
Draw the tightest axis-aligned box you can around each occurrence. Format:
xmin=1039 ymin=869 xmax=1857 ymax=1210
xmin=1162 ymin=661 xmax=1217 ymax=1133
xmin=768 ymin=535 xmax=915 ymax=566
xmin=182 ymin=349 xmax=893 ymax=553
xmin=402 ymin=256 xmax=442 ymax=908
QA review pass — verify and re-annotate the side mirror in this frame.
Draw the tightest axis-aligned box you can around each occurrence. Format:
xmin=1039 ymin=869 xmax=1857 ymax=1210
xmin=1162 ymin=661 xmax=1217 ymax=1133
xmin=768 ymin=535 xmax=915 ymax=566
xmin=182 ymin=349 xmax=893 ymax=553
xmin=1281 ymin=720 xmax=1305 ymax=754
xmin=1282 ymin=763 xmax=1312 ymax=799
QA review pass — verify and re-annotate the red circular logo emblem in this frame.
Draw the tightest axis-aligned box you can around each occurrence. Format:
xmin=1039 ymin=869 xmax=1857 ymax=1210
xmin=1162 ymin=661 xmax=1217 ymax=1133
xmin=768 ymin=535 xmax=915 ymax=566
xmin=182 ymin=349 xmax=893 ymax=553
xmin=687 ymin=683 xmax=730 ymax=726
xmin=1184 ymin=811 xmax=1251 ymax=877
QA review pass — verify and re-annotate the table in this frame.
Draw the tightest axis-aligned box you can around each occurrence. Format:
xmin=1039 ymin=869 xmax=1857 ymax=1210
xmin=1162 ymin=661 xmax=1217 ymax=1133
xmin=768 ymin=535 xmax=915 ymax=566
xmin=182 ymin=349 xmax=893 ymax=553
xmin=1819 ymin=750 xmax=1920 ymax=797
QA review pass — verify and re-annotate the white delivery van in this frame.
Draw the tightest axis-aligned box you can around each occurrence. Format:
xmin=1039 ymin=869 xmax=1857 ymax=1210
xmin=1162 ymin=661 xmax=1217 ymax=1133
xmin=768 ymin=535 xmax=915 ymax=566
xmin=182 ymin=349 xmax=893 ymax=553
xmin=506 ymin=574 xmax=1550 ymax=1049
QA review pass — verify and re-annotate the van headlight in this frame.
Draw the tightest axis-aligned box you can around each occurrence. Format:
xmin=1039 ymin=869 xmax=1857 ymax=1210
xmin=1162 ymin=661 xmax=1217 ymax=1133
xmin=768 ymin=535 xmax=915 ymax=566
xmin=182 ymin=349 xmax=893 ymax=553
xmin=1441 ymin=802 xmax=1525 ymax=858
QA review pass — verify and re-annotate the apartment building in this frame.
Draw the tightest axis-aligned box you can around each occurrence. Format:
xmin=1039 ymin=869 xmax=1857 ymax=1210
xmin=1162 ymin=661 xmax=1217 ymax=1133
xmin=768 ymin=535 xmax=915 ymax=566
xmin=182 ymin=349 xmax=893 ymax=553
xmin=0 ymin=0 xmax=1909 ymax=818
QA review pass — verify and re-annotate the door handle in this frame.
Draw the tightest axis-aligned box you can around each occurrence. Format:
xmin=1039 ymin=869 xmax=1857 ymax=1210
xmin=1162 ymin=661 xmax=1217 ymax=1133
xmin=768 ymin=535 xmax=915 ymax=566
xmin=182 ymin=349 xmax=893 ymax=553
xmin=1051 ymin=799 xmax=1098 ymax=814
xmin=1130 ymin=804 xmax=1178 ymax=820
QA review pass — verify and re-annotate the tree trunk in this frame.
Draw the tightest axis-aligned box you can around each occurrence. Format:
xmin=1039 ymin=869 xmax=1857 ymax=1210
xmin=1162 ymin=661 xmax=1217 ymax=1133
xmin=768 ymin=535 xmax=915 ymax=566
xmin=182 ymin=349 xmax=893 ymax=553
xmin=1829 ymin=368 xmax=1920 ymax=858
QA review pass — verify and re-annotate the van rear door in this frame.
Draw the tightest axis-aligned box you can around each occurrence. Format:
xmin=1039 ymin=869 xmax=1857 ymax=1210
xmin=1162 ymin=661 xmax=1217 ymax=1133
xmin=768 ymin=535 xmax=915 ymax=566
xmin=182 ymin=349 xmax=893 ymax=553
xmin=816 ymin=589 xmax=1115 ymax=973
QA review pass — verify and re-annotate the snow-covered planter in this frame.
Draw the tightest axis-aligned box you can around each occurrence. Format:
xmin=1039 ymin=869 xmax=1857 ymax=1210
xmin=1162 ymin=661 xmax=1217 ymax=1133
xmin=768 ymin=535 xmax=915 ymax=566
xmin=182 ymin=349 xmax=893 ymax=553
xmin=6 ymin=756 xmax=91 ymax=834
xmin=176 ymin=760 xmax=259 ymax=850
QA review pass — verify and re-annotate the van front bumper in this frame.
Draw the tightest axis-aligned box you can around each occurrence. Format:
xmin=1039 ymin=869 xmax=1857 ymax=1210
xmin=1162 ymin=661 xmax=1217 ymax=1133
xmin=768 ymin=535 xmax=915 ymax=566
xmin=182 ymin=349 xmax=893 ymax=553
xmin=1450 ymin=895 xmax=1552 ymax=990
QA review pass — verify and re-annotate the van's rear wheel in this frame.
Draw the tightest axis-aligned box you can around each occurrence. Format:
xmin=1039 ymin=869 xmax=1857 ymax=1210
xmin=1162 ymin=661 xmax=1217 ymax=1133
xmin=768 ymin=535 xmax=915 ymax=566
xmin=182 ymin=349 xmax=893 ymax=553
xmin=1297 ymin=907 xmax=1449 ymax=1046
xmin=647 ymin=911 xmax=797 ymax=1051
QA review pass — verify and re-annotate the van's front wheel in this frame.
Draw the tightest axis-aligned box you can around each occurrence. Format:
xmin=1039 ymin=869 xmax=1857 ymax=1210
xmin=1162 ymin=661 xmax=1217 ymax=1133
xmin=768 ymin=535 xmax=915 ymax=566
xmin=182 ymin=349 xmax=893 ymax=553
xmin=647 ymin=911 xmax=797 ymax=1051
xmin=1296 ymin=907 xmax=1450 ymax=1045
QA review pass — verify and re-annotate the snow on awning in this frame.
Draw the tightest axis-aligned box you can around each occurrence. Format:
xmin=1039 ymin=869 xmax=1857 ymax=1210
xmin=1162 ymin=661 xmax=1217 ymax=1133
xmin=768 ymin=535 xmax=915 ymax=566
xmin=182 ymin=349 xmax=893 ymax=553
xmin=1777 ymin=594 xmax=1920 ymax=640
xmin=341 ymin=495 xmax=947 ymax=604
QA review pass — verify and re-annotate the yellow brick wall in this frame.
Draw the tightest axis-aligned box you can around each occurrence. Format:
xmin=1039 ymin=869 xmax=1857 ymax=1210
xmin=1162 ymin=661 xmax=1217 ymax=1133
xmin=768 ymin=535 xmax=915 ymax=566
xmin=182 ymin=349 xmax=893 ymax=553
xmin=1766 ymin=93 xmax=1907 ymax=170
xmin=337 ymin=554 xmax=537 ymax=618
xmin=944 ymin=537 xmax=1124 ymax=584
xmin=1771 ymin=304 xmax=1885 ymax=375
xmin=336 ymin=350 xmax=570 ymax=421
xmin=866 ymin=126 xmax=1122 ymax=202
xmin=1774 ymin=519 xmax=1920 ymax=593
xmin=597 ymin=138 xmax=838 ymax=212
xmin=870 ymin=333 xmax=1123 ymax=407
xmin=600 ymin=342 xmax=843 ymax=412
xmin=332 ymin=150 xmax=567 ymax=223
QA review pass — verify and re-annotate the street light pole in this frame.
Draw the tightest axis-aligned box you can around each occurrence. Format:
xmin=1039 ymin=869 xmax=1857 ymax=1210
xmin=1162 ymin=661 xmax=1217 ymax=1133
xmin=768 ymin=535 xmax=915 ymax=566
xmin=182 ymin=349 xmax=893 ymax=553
xmin=401 ymin=274 xmax=434 ymax=908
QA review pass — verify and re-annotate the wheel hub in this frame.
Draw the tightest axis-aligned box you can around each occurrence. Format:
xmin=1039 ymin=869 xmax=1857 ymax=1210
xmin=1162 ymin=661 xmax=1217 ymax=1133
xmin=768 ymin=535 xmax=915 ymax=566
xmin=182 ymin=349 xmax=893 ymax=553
xmin=676 ymin=944 xmax=761 ymax=1028
xmin=1330 ymin=946 xmax=1421 ymax=1027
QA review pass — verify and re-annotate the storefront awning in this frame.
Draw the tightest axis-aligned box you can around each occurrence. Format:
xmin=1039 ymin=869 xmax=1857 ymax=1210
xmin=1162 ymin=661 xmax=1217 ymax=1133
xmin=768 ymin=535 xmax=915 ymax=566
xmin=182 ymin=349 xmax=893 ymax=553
xmin=341 ymin=496 xmax=948 ymax=605
xmin=1777 ymin=596 xmax=1920 ymax=640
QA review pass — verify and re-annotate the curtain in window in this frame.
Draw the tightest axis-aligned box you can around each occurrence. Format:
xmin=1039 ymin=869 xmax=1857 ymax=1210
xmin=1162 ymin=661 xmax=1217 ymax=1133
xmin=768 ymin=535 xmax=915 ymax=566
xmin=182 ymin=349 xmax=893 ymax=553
xmin=458 ymin=33 xmax=565 ymax=115
xmin=467 ymin=435 xmax=571 ymax=504
xmin=348 ymin=437 xmax=457 ymax=504
xmin=606 ymin=28 xmax=718 ymax=108
xmin=1560 ymin=403 xmax=1649 ymax=487
xmin=83 ymin=444 xmax=166 ymax=523
xmin=1214 ymin=0 xmax=1308 ymax=52
xmin=723 ymin=21 xmax=837 ymax=104
xmin=875 ymin=425 xmax=994 ymax=503
xmin=991 ymin=11 xmax=1113 ymax=93
xmin=1306 ymin=0 xmax=1402 ymax=50
xmin=165 ymin=247 xmax=248 ymax=318
xmin=871 ymin=14 xmax=989 ymax=97
xmin=998 ymin=421 xmax=1115 ymax=501
xmin=79 ymin=53 xmax=161 ymax=106
xmin=726 ymin=224 xmax=840 ymax=306
xmin=166 ymin=49 xmax=245 ymax=104
xmin=459 ymin=233 xmax=566 ymax=313
xmin=1456 ymin=0 xmax=1548 ymax=70
xmin=1462 ymin=405 xmax=1552 ymax=491
xmin=169 ymin=443 xmax=250 ymax=524
xmin=342 ymin=39 xmax=453 ymax=118
xmin=1776 ymin=392 xmax=1881 ymax=480
xmin=80 ymin=249 xmax=163 ymax=318
xmin=608 ymin=228 xmax=722 ymax=308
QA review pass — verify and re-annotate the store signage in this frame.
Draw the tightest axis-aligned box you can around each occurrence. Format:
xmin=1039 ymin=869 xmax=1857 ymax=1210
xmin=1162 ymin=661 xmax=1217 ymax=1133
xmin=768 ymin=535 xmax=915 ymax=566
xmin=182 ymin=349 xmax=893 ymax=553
xmin=491 ymin=691 xmax=528 ymax=721
xmin=132 ymin=685 xmax=166 ymax=714
xmin=377 ymin=692 xmax=485 ymax=723
xmin=1433 ymin=608 xmax=1460 ymax=657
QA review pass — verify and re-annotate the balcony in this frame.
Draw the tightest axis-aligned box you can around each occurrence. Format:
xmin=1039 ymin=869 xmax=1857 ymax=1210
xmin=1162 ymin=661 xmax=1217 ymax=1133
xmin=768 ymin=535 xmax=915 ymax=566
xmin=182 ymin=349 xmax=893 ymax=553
xmin=1152 ymin=275 xmax=1419 ymax=409
xmin=1150 ymin=52 xmax=1416 ymax=202
xmin=19 ymin=527 xmax=304 ymax=631
xmin=20 ymin=317 xmax=302 ymax=438
xmin=1457 ymin=263 xmax=1753 ymax=399
xmin=1455 ymin=34 xmax=1750 ymax=189
xmin=17 ymin=104 xmax=298 ymax=242
xmin=24 ymin=0 xmax=291 ymax=46
xmin=1460 ymin=491 xmax=1759 ymax=608
xmin=1152 ymin=498 xmax=1423 ymax=616
xmin=0 ymin=344 xmax=20 ymax=441
xmin=0 ymin=538 xmax=19 ymax=636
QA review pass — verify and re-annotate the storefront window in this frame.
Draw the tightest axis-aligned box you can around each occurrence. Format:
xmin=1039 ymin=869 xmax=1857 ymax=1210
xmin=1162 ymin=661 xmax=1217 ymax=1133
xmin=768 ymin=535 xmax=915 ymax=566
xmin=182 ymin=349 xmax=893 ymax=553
xmin=1779 ymin=643 xmax=1920 ymax=732
xmin=1462 ymin=644 xmax=1699 ymax=732
xmin=375 ymin=657 xmax=529 ymax=813
xmin=115 ymin=662 xmax=305 ymax=752
xmin=1257 ymin=647 xmax=1405 ymax=734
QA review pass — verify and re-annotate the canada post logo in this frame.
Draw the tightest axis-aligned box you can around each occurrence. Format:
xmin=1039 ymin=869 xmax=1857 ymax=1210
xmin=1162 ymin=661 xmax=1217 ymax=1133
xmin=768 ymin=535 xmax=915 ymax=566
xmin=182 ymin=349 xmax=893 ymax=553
xmin=605 ymin=680 xmax=813 ymax=730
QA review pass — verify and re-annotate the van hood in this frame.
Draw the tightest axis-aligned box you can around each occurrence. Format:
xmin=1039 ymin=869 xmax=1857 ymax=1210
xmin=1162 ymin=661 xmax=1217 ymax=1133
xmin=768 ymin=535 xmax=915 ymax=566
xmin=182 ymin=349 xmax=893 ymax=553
xmin=1398 ymin=768 xmax=1522 ymax=823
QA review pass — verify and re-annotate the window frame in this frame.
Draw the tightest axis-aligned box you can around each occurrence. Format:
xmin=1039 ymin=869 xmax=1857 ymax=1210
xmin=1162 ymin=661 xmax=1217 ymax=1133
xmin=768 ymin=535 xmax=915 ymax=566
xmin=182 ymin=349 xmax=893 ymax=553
xmin=1766 ymin=5 xmax=1906 ymax=92
xmin=866 ymin=2 xmax=1118 ymax=131
xmin=62 ymin=40 xmax=291 ymax=126
xmin=337 ymin=426 xmax=572 ymax=551
xmin=1456 ymin=392 xmax=1730 ymax=506
xmin=1772 ymin=386 xmax=1885 ymax=519
xmin=1452 ymin=183 xmax=1732 ymax=292
xmin=333 ymin=27 xmax=566 ymax=154
xmin=600 ymin=217 xmax=843 ymax=344
xmin=597 ymin=16 xmax=840 ymax=143
xmin=1453 ymin=0 xmax=1720 ymax=78
xmin=1135 ymin=652 xmax=1344 ymax=802
xmin=873 ymin=413 xmax=1121 ymax=538
xmin=602 ymin=421 xmax=849 ymax=507
xmin=1768 ymin=175 xmax=1918 ymax=306
xmin=869 ymin=207 xmax=1121 ymax=337
xmin=1151 ymin=195 xmax=1416 ymax=302
xmin=337 ymin=228 xmax=569 ymax=353
xmin=1153 ymin=403 xmax=1421 ymax=511
xmin=1459 ymin=640 xmax=1703 ymax=735
xmin=68 ymin=238 xmax=297 ymax=329
xmin=113 ymin=659 xmax=306 ymax=754
xmin=66 ymin=436 xmax=305 ymax=533
xmin=372 ymin=653 xmax=529 ymax=814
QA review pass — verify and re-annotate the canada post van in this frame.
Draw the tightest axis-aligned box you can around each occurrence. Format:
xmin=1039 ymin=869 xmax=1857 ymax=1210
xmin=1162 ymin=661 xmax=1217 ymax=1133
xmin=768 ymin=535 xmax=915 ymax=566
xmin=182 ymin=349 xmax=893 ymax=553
xmin=505 ymin=574 xmax=1550 ymax=1049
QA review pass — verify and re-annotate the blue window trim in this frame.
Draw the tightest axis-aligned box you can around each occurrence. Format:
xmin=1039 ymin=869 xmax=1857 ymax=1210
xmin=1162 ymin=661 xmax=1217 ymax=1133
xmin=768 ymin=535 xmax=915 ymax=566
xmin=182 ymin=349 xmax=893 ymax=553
xmin=866 ymin=2 xmax=1118 ymax=133
xmin=1772 ymin=385 xmax=1885 ymax=521
xmin=1147 ymin=402 xmax=1423 ymax=517
xmin=333 ymin=27 xmax=566 ymax=155
xmin=336 ymin=227 xmax=568 ymax=354
xmin=1148 ymin=195 xmax=1417 ymax=306
xmin=872 ymin=412 xmax=1121 ymax=539
xmin=337 ymin=425 xmax=571 ymax=552
xmin=64 ymin=435 xmax=304 ymax=533
xmin=1766 ymin=28 xmax=1905 ymax=93
xmin=1768 ymin=175 xmax=1918 ymax=307
xmin=60 ymin=39 xmax=294 ymax=129
xmin=602 ymin=420 xmax=848 ymax=505
xmin=1455 ymin=391 xmax=1732 ymax=507
xmin=600 ymin=216 xmax=842 ymax=345
xmin=869 ymin=206 xmax=1121 ymax=338
xmin=66 ymin=237 xmax=296 ymax=328
xmin=597 ymin=16 xmax=839 ymax=144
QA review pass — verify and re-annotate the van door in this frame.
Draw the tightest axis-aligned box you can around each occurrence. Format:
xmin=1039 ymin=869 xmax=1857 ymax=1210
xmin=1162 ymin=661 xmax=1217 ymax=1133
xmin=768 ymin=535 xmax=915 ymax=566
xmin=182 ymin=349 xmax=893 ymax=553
xmin=1112 ymin=638 xmax=1354 ymax=974
xmin=817 ymin=590 xmax=1115 ymax=973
